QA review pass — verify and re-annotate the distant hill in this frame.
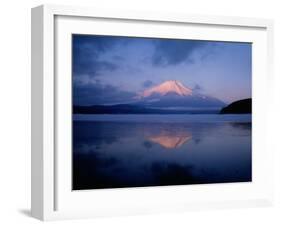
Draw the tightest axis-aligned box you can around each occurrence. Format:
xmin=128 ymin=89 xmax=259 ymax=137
xmin=220 ymin=98 xmax=252 ymax=114
xmin=74 ymin=104 xmax=154 ymax=114
xmin=73 ymin=104 xmax=220 ymax=115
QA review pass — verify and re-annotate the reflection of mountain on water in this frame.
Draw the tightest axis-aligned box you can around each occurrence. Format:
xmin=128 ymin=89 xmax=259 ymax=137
xmin=148 ymin=131 xmax=192 ymax=149
xmin=73 ymin=118 xmax=252 ymax=189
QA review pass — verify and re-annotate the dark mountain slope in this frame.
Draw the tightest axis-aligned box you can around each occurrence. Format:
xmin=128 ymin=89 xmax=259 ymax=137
xmin=220 ymin=98 xmax=252 ymax=114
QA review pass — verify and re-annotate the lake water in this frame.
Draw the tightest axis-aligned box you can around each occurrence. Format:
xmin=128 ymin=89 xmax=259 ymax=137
xmin=73 ymin=114 xmax=252 ymax=190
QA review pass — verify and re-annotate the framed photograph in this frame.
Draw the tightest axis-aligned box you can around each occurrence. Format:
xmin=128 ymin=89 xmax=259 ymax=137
xmin=31 ymin=4 xmax=274 ymax=221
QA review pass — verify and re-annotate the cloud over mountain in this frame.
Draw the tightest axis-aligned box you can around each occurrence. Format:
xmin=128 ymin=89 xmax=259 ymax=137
xmin=73 ymin=35 xmax=122 ymax=76
xmin=72 ymin=35 xmax=252 ymax=105
xmin=152 ymin=39 xmax=207 ymax=66
xmin=73 ymin=82 xmax=135 ymax=106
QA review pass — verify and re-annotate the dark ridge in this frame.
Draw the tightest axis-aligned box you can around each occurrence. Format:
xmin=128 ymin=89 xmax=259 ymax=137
xmin=73 ymin=104 xmax=220 ymax=114
xmin=73 ymin=104 xmax=153 ymax=114
xmin=220 ymin=98 xmax=252 ymax=114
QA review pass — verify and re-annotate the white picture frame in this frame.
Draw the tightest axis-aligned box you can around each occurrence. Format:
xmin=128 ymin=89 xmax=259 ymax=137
xmin=31 ymin=4 xmax=274 ymax=221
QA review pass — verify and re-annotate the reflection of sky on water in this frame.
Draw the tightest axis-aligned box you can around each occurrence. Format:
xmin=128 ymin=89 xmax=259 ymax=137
xmin=73 ymin=119 xmax=251 ymax=190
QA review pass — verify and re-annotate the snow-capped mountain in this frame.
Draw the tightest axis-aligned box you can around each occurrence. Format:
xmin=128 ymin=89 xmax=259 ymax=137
xmin=73 ymin=80 xmax=226 ymax=114
xmin=136 ymin=80 xmax=225 ymax=108
xmin=139 ymin=80 xmax=193 ymax=98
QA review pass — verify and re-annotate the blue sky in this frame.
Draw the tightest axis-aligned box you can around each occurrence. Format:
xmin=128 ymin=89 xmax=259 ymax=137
xmin=73 ymin=34 xmax=251 ymax=106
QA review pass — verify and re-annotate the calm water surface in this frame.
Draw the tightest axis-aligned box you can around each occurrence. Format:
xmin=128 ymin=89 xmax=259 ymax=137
xmin=73 ymin=114 xmax=251 ymax=190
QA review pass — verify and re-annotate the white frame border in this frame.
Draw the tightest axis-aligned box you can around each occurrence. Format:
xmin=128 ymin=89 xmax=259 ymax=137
xmin=31 ymin=4 xmax=274 ymax=221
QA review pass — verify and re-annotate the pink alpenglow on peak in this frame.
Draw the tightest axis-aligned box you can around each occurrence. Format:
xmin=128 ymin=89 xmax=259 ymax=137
xmin=139 ymin=80 xmax=193 ymax=98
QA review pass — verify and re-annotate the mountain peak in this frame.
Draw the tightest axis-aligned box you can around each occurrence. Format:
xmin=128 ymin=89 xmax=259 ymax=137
xmin=139 ymin=80 xmax=193 ymax=98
